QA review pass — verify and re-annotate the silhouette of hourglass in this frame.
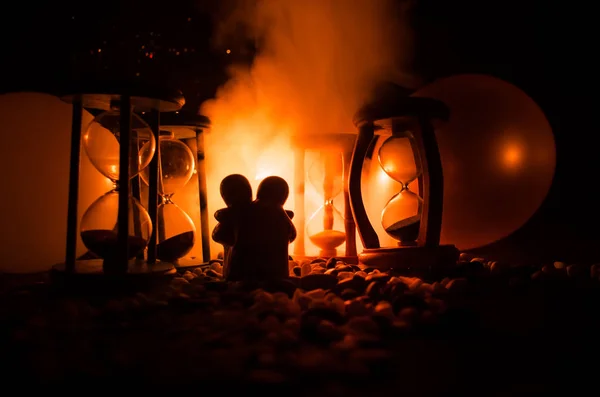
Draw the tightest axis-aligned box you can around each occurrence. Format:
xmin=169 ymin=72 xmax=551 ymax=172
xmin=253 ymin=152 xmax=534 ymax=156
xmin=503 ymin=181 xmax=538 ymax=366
xmin=140 ymin=130 xmax=196 ymax=263
xmin=306 ymin=152 xmax=347 ymax=257
xmin=79 ymin=108 xmax=156 ymax=266
xmin=379 ymin=126 xmax=423 ymax=245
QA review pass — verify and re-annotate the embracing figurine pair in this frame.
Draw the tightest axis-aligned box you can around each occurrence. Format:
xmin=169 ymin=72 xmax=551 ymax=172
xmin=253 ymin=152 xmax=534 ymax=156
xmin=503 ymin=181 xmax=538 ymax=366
xmin=212 ymin=174 xmax=297 ymax=281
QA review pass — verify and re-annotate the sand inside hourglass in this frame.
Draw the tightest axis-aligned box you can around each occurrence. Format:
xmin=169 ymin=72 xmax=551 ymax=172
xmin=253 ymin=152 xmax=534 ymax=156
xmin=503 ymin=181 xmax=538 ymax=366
xmin=157 ymin=231 xmax=195 ymax=262
xmin=80 ymin=230 xmax=148 ymax=260
xmin=384 ymin=215 xmax=421 ymax=243
xmin=309 ymin=229 xmax=346 ymax=251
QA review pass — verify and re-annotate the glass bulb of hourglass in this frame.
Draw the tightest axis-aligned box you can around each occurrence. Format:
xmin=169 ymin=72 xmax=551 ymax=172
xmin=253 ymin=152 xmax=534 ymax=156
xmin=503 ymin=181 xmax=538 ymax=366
xmin=83 ymin=110 xmax=156 ymax=181
xmin=141 ymin=135 xmax=197 ymax=262
xmin=378 ymin=134 xmax=422 ymax=244
xmin=381 ymin=188 xmax=421 ymax=242
xmin=80 ymin=192 xmax=153 ymax=260
xmin=378 ymin=133 xmax=420 ymax=184
xmin=306 ymin=202 xmax=346 ymax=257
xmin=140 ymin=134 xmax=196 ymax=195
xmin=155 ymin=200 xmax=196 ymax=262
xmin=308 ymin=152 xmax=343 ymax=197
xmin=306 ymin=153 xmax=346 ymax=257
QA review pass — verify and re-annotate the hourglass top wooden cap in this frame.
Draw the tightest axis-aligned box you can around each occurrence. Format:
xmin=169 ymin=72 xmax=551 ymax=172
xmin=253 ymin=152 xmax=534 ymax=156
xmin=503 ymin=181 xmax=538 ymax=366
xmin=159 ymin=111 xmax=211 ymax=129
xmin=353 ymin=82 xmax=449 ymax=128
xmin=291 ymin=133 xmax=356 ymax=150
xmin=59 ymin=80 xmax=185 ymax=112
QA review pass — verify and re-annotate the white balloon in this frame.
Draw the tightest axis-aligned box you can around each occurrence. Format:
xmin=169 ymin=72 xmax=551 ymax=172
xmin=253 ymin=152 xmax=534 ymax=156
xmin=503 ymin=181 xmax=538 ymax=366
xmin=0 ymin=92 xmax=112 ymax=273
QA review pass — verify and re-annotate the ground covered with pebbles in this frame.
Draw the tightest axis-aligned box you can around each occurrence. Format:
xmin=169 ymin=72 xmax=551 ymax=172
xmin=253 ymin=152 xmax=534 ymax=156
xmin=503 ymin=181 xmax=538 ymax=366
xmin=2 ymin=255 xmax=600 ymax=395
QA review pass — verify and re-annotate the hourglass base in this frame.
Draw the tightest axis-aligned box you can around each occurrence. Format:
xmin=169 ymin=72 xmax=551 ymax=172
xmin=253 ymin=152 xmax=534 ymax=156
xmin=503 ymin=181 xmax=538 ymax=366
xmin=51 ymin=259 xmax=177 ymax=293
xmin=172 ymin=257 xmax=207 ymax=269
xmin=358 ymin=245 xmax=459 ymax=276
xmin=292 ymin=254 xmax=359 ymax=264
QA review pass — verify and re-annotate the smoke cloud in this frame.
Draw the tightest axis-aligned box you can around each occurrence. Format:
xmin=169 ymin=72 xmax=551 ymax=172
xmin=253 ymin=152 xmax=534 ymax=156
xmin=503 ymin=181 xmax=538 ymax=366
xmin=202 ymin=0 xmax=417 ymax=135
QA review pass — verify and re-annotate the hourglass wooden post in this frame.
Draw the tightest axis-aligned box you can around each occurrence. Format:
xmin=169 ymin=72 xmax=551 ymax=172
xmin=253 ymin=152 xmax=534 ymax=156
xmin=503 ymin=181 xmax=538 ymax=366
xmin=293 ymin=147 xmax=306 ymax=258
xmin=349 ymin=88 xmax=459 ymax=275
xmin=146 ymin=110 xmax=161 ymax=264
xmin=53 ymin=82 xmax=184 ymax=282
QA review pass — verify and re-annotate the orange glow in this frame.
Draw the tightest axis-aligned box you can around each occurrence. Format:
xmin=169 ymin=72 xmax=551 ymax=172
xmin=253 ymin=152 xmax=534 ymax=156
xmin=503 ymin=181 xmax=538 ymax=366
xmin=414 ymin=74 xmax=556 ymax=250
xmin=0 ymin=93 xmax=110 ymax=273
xmin=201 ymin=0 xmax=415 ymax=258
xmin=502 ymin=143 xmax=523 ymax=170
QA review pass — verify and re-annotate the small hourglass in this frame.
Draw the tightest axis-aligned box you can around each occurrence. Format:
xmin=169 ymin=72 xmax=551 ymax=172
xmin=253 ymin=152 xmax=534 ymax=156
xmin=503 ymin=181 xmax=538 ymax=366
xmin=140 ymin=130 xmax=196 ymax=263
xmin=79 ymin=109 xmax=156 ymax=264
xmin=379 ymin=122 xmax=423 ymax=245
xmin=306 ymin=152 xmax=346 ymax=257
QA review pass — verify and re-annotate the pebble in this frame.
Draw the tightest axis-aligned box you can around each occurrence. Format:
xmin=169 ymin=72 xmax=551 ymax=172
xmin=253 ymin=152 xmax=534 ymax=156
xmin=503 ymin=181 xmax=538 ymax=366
xmin=490 ymin=261 xmax=510 ymax=275
xmin=171 ymin=277 xmax=189 ymax=285
xmin=345 ymin=316 xmax=379 ymax=335
xmin=337 ymin=271 xmax=354 ymax=280
xmin=566 ymin=264 xmax=587 ymax=278
xmin=445 ymin=278 xmax=468 ymax=292
xmin=373 ymin=301 xmax=394 ymax=319
xmin=182 ymin=271 xmax=196 ymax=281
xmin=345 ymin=298 xmax=370 ymax=317
xmin=205 ymin=269 xmax=222 ymax=278
xmin=305 ymin=288 xmax=327 ymax=300
xmin=210 ymin=262 xmax=224 ymax=273
xmin=365 ymin=272 xmax=391 ymax=283
xmin=397 ymin=307 xmax=419 ymax=322
xmin=301 ymin=262 xmax=312 ymax=277
xmin=300 ymin=274 xmax=338 ymax=291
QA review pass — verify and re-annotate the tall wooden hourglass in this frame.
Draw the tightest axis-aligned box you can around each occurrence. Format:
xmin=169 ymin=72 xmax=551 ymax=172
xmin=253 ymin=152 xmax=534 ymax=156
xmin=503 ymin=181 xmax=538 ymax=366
xmin=140 ymin=130 xmax=196 ymax=264
xmin=306 ymin=152 xmax=346 ymax=257
xmin=79 ymin=106 xmax=155 ymax=271
xmin=349 ymin=86 xmax=459 ymax=275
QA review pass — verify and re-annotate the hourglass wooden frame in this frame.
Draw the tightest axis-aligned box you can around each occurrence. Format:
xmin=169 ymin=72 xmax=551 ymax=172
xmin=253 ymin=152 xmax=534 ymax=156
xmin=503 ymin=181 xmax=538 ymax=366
xmin=291 ymin=134 xmax=358 ymax=263
xmin=55 ymin=83 xmax=185 ymax=277
xmin=153 ymin=111 xmax=212 ymax=267
xmin=349 ymin=94 xmax=459 ymax=273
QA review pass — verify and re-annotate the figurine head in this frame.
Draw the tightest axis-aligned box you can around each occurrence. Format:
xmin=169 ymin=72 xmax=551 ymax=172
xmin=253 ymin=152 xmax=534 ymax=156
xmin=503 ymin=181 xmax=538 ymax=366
xmin=220 ymin=174 xmax=252 ymax=206
xmin=256 ymin=176 xmax=289 ymax=206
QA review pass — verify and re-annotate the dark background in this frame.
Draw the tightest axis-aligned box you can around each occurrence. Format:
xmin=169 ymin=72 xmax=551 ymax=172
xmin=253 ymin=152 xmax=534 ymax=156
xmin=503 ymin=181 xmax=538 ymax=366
xmin=0 ymin=0 xmax=597 ymax=263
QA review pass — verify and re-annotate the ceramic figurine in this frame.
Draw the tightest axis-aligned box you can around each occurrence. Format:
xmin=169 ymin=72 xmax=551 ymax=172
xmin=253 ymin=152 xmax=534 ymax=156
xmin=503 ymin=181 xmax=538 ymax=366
xmin=212 ymin=174 xmax=253 ymax=280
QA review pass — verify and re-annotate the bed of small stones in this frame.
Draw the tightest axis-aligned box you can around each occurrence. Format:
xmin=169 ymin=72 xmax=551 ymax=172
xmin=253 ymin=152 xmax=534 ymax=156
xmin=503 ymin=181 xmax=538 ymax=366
xmin=2 ymin=255 xmax=600 ymax=394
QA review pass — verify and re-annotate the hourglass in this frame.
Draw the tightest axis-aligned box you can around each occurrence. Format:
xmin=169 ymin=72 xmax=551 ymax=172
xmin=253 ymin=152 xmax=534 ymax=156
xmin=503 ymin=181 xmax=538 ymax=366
xmin=349 ymin=85 xmax=459 ymax=274
xmin=53 ymin=84 xmax=185 ymax=280
xmin=79 ymin=107 xmax=156 ymax=268
xmin=291 ymin=133 xmax=357 ymax=262
xmin=306 ymin=152 xmax=346 ymax=257
xmin=140 ymin=130 xmax=196 ymax=264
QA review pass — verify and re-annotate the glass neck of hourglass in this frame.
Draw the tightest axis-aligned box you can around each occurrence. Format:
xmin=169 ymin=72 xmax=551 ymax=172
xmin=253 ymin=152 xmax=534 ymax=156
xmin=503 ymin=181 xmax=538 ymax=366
xmin=398 ymin=178 xmax=417 ymax=193
xmin=324 ymin=198 xmax=335 ymax=207
xmin=160 ymin=194 xmax=175 ymax=205
xmin=111 ymin=180 xmax=132 ymax=194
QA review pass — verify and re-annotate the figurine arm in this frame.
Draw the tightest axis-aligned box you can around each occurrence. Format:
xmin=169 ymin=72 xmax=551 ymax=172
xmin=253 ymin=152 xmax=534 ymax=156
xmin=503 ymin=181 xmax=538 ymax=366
xmin=285 ymin=210 xmax=294 ymax=220
xmin=214 ymin=208 xmax=229 ymax=221
xmin=288 ymin=220 xmax=297 ymax=243
xmin=212 ymin=223 xmax=237 ymax=246
xmin=212 ymin=208 xmax=236 ymax=245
